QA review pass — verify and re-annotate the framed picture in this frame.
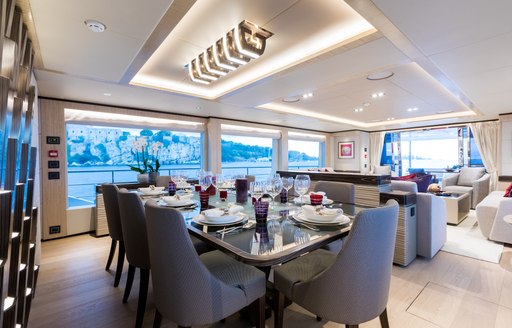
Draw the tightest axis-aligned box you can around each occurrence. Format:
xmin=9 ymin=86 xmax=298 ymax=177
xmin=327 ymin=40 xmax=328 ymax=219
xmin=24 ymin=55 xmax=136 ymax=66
xmin=338 ymin=141 xmax=354 ymax=159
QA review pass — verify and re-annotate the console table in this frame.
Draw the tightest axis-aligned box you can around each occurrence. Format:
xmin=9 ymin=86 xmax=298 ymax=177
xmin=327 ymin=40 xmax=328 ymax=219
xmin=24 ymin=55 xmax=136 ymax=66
xmin=277 ymin=170 xmax=391 ymax=207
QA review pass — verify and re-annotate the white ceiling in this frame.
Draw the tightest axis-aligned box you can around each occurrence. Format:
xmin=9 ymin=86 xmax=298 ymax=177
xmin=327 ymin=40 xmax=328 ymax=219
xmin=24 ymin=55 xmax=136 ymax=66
xmin=27 ymin=0 xmax=511 ymax=132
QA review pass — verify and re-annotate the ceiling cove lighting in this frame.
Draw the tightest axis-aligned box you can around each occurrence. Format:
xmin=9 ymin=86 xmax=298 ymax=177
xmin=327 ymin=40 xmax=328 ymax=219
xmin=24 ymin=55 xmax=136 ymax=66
xmin=188 ymin=20 xmax=273 ymax=85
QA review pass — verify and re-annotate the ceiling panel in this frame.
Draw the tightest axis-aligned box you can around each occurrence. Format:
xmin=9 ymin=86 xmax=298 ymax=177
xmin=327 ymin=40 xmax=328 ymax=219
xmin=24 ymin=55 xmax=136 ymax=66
xmin=30 ymin=0 xmax=173 ymax=81
xmin=371 ymin=0 xmax=512 ymax=56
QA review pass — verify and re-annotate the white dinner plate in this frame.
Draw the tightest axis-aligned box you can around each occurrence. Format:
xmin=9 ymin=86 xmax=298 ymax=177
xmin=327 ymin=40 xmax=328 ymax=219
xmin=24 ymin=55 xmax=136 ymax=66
xmin=293 ymin=212 xmax=350 ymax=226
xmin=193 ymin=213 xmax=247 ymax=226
xmin=157 ymin=199 xmax=197 ymax=208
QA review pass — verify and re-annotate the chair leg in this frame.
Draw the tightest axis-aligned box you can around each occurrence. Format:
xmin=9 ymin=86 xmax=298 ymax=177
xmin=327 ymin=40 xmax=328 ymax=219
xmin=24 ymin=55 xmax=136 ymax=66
xmin=123 ymin=265 xmax=136 ymax=303
xmin=135 ymin=268 xmax=150 ymax=328
xmin=105 ymin=239 xmax=117 ymax=271
xmin=273 ymin=289 xmax=285 ymax=328
xmin=153 ymin=309 xmax=162 ymax=328
xmin=379 ymin=308 xmax=390 ymax=328
xmin=256 ymin=296 xmax=265 ymax=328
xmin=114 ymin=241 xmax=125 ymax=287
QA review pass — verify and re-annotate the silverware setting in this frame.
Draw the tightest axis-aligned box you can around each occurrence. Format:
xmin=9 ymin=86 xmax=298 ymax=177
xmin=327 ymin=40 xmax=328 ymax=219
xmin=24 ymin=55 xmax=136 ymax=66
xmin=216 ymin=221 xmax=256 ymax=235
xmin=293 ymin=221 xmax=320 ymax=232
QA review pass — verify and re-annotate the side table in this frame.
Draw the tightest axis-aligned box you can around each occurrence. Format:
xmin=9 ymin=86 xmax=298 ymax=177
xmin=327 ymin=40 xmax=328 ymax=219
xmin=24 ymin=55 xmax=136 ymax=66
xmin=435 ymin=192 xmax=470 ymax=225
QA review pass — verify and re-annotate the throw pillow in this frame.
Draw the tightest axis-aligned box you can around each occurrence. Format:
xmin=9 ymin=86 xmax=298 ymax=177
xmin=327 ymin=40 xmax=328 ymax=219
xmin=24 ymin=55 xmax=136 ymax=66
xmin=505 ymin=182 xmax=512 ymax=197
xmin=399 ymin=173 xmax=416 ymax=180
xmin=458 ymin=167 xmax=485 ymax=187
xmin=410 ymin=174 xmax=433 ymax=192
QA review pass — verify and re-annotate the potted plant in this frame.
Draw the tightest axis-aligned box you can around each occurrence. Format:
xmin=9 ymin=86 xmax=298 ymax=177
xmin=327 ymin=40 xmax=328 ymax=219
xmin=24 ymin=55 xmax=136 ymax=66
xmin=147 ymin=141 xmax=163 ymax=184
xmin=129 ymin=138 xmax=150 ymax=183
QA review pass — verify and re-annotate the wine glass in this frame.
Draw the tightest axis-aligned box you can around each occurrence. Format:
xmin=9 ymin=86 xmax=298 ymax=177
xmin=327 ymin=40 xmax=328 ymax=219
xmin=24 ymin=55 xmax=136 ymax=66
xmin=200 ymin=174 xmax=212 ymax=192
xmin=294 ymin=175 xmax=311 ymax=205
xmin=281 ymin=177 xmax=294 ymax=204
xmin=250 ymin=181 xmax=265 ymax=202
xmin=266 ymin=176 xmax=283 ymax=209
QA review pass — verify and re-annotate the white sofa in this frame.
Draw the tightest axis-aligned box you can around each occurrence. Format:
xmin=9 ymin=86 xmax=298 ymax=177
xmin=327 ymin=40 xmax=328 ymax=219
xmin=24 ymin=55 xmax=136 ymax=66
xmin=391 ymin=180 xmax=447 ymax=258
xmin=475 ymin=191 xmax=512 ymax=244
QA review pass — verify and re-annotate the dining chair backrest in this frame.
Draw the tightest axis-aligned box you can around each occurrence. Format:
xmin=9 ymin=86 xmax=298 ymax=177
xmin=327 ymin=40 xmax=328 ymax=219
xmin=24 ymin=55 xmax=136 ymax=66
xmin=117 ymin=188 xmax=150 ymax=269
xmin=156 ymin=175 xmax=170 ymax=187
xmin=314 ymin=181 xmax=355 ymax=204
xmin=288 ymin=199 xmax=399 ymax=324
xmin=144 ymin=200 xmax=249 ymax=325
xmin=102 ymin=183 xmax=123 ymax=241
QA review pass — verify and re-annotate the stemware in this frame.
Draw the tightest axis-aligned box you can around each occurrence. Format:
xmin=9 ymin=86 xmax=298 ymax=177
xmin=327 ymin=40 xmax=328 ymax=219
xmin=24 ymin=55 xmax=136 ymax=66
xmin=281 ymin=177 xmax=294 ymax=203
xmin=250 ymin=181 xmax=265 ymax=202
xmin=200 ymin=174 xmax=212 ymax=192
xmin=294 ymin=174 xmax=311 ymax=204
xmin=266 ymin=175 xmax=283 ymax=208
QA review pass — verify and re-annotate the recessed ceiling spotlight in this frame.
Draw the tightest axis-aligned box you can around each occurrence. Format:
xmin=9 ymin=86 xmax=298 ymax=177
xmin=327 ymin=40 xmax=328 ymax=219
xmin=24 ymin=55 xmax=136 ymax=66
xmin=367 ymin=71 xmax=394 ymax=81
xmin=386 ymin=117 xmax=395 ymax=121
xmin=407 ymin=107 xmax=418 ymax=112
xmin=282 ymin=97 xmax=300 ymax=103
xmin=371 ymin=92 xmax=385 ymax=98
xmin=354 ymin=108 xmax=363 ymax=112
xmin=84 ymin=19 xmax=106 ymax=33
xmin=103 ymin=92 xmax=111 ymax=96
xmin=363 ymin=102 xmax=371 ymax=107
xmin=302 ymin=93 xmax=313 ymax=99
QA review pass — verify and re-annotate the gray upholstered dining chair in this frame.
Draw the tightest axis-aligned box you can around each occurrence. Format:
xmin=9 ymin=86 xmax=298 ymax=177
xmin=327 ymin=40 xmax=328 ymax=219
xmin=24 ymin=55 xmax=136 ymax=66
xmin=314 ymin=181 xmax=355 ymax=204
xmin=101 ymin=183 xmax=125 ymax=287
xmin=273 ymin=199 xmax=399 ymax=328
xmin=144 ymin=200 xmax=267 ymax=328
xmin=117 ymin=189 xmax=151 ymax=328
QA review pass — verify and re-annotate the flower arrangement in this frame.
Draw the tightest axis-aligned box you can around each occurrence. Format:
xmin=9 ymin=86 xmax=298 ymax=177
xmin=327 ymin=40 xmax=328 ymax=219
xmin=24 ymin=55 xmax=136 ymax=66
xmin=129 ymin=138 xmax=163 ymax=174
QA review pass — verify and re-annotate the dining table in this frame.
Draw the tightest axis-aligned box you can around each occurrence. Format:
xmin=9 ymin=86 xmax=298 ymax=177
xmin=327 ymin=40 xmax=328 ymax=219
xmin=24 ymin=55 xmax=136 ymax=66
xmin=146 ymin=189 xmax=370 ymax=271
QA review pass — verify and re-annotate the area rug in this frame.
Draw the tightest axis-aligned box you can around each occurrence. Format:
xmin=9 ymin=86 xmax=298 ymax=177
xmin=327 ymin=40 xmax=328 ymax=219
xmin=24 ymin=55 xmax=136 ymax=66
xmin=441 ymin=211 xmax=504 ymax=263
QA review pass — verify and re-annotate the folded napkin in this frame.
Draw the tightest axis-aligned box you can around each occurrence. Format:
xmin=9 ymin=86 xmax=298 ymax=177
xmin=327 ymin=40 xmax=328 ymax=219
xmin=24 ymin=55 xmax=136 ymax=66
xmin=161 ymin=193 xmax=194 ymax=204
xmin=203 ymin=205 xmax=243 ymax=219
xmin=302 ymin=205 xmax=342 ymax=218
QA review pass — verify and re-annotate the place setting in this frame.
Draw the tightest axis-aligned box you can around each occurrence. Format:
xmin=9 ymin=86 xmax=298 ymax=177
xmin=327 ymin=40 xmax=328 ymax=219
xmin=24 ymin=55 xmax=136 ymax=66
xmin=291 ymin=192 xmax=351 ymax=229
xmin=157 ymin=193 xmax=197 ymax=210
xmin=192 ymin=204 xmax=248 ymax=227
xmin=137 ymin=186 xmax=166 ymax=198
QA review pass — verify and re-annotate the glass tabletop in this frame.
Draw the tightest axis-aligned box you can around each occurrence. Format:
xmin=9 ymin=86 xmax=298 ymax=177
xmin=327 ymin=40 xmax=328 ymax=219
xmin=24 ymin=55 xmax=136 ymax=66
xmin=160 ymin=192 xmax=368 ymax=267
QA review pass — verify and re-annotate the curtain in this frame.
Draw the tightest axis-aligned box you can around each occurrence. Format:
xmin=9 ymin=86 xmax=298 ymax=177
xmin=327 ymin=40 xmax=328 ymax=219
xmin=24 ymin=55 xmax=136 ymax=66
xmin=469 ymin=121 xmax=499 ymax=191
xmin=369 ymin=131 xmax=386 ymax=173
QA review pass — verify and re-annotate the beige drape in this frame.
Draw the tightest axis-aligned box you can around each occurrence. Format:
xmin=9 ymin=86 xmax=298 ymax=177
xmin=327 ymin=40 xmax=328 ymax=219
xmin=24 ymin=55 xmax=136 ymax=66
xmin=469 ymin=121 xmax=499 ymax=191
xmin=369 ymin=132 xmax=386 ymax=173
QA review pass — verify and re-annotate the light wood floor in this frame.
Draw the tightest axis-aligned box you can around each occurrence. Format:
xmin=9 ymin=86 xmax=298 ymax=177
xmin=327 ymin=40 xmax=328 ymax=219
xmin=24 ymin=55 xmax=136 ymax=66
xmin=27 ymin=233 xmax=512 ymax=328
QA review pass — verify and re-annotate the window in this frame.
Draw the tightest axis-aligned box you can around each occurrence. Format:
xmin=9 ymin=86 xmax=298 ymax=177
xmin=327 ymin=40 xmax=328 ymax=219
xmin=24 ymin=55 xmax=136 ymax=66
xmin=67 ymin=124 xmax=202 ymax=207
xmin=287 ymin=139 xmax=320 ymax=169
xmin=381 ymin=126 xmax=483 ymax=176
xmin=221 ymin=135 xmax=273 ymax=179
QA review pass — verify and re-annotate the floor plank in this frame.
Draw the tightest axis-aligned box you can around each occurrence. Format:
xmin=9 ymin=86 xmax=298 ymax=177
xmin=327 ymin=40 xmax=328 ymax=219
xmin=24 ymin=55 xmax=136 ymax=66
xmin=27 ymin=233 xmax=512 ymax=328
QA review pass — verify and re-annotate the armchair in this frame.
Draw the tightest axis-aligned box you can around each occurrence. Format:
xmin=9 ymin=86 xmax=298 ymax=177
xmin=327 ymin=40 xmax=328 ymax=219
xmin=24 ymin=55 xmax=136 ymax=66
xmin=390 ymin=180 xmax=447 ymax=258
xmin=442 ymin=167 xmax=490 ymax=208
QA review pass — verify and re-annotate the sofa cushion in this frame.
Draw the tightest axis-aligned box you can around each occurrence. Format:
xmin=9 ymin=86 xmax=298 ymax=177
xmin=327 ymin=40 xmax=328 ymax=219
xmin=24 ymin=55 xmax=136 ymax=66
xmin=504 ymin=182 xmax=512 ymax=197
xmin=374 ymin=165 xmax=391 ymax=175
xmin=458 ymin=167 xmax=485 ymax=187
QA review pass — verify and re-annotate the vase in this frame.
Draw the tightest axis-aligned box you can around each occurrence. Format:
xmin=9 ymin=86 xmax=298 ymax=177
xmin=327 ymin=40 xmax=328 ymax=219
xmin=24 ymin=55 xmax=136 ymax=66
xmin=148 ymin=172 xmax=159 ymax=185
xmin=137 ymin=174 xmax=149 ymax=184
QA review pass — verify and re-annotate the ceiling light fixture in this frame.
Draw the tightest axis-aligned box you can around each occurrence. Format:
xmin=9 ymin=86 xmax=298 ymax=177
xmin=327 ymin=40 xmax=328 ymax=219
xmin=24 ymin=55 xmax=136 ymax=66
xmin=407 ymin=107 xmax=418 ymax=112
xmin=282 ymin=97 xmax=300 ymax=103
xmin=188 ymin=20 xmax=273 ymax=85
xmin=386 ymin=117 xmax=395 ymax=121
xmin=302 ymin=93 xmax=313 ymax=99
xmin=354 ymin=107 xmax=363 ymax=112
xmin=367 ymin=71 xmax=394 ymax=80
xmin=84 ymin=19 xmax=106 ymax=33
xmin=372 ymin=92 xmax=385 ymax=98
